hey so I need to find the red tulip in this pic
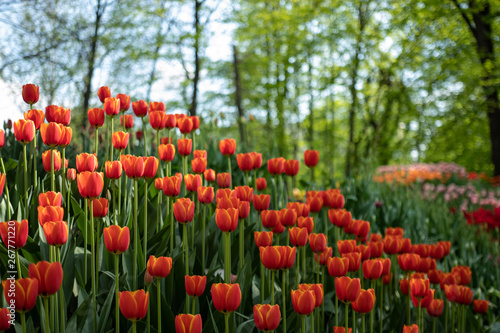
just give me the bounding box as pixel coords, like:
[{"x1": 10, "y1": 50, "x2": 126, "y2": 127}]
[
  {"x1": 219, "y1": 139, "x2": 236, "y2": 156},
  {"x1": 112, "y1": 131, "x2": 129, "y2": 150},
  {"x1": 284, "y1": 159, "x2": 299, "y2": 176},
  {"x1": 191, "y1": 157, "x2": 207, "y2": 174},
  {"x1": 175, "y1": 314, "x2": 202, "y2": 333},
  {"x1": 289, "y1": 227, "x2": 308, "y2": 247},
  {"x1": 237, "y1": 153, "x2": 254, "y2": 172},
  {"x1": 309, "y1": 233, "x2": 327, "y2": 253},
  {"x1": 185, "y1": 174, "x2": 202, "y2": 192},
  {"x1": 289, "y1": 202, "x2": 310, "y2": 217},
  {"x1": 0, "y1": 220, "x2": 29, "y2": 249},
  {"x1": 91, "y1": 198, "x2": 108, "y2": 218},
  {"x1": 427, "y1": 299, "x2": 444, "y2": 317},
  {"x1": 42, "y1": 150, "x2": 62, "y2": 172},
  {"x1": 267, "y1": 157, "x2": 285, "y2": 175},
  {"x1": 143, "y1": 156, "x2": 159, "y2": 179},
  {"x1": 132, "y1": 100, "x2": 149, "y2": 117},
  {"x1": 178, "y1": 117, "x2": 193, "y2": 134},
  {"x1": 149, "y1": 101, "x2": 165, "y2": 113},
  {"x1": 216, "y1": 189, "x2": 235, "y2": 201},
  {"x1": 173, "y1": 198, "x2": 195, "y2": 223},
  {"x1": 429, "y1": 244, "x2": 445, "y2": 260},
  {"x1": 410, "y1": 278, "x2": 430, "y2": 299},
  {"x1": 351, "y1": 288, "x2": 375, "y2": 313},
  {"x1": 400, "y1": 279, "x2": 409, "y2": 296},
  {"x1": 2, "y1": 278, "x2": 38, "y2": 313},
  {"x1": 253, "y1": 194, "x2": 271, "y2": 211},
  {"x1": 398, "y1": 253, "x2": 421, "y2": 272},
  {"x1": 211, "y1": 283, "x2": 241, "y2": 313},
  {"x1": 190, "y1": 116, "x2": 200, "y2": 130},
  {"x1": 333, "y1": 327, "x2": 352, "y2": 333},
  {"x1": 304, "y1": 149, "x2": 319, "y2": 168},
  {"x1": 39, "y1": 191, "x2": 62, "y2": 207},
  {"x1": 307, "y1": 193, "x2": 323, "y2": 213},
  {"x1": 412, "y1": 289, "x2": 434, "y2": 308},
  {"x1": 116, "y1": 94, "x2": 130, "y2": 111},
  {"x1": 37, "y1": 206, "x2": 64, "y2": 225},
  {"x1": 28, "y1": 261, "x2": 63, "y2": 297},
  {"x1": 383, "y1": 236, "x2": 402, "y2": 255},
  {"x1": 103, "y1": 225, "x2": 130, "y2": 254},
  {"x1": 0, "y1": 308, "x2": 10, "y2": 331},
  {"x1": 327, "y1": 257, "x2": 350, "y2": 277},
  {"x1": 14, "y1": 119, "x2": 35, "y2": 144},
  {"x1": 57, "y1": 126, "x2": 72, "y2": 148},
  {"x1": 217, "y1": 173, "x2": 231, "y2": 188},
  {"x1": 290, "y1": 289, "x2": 316, "y2": 315},
  {"x1": 341, "y1": 252, "x2": 362, "y2": 272},
  {"x1": 159, "y1": 144, "x2": 176, "y2": 162},
  {"x1": 473, "y1": 299, "x2": 489, "y2": 314},
  {"x1": 367, "y1": 241, "x2": 384, "y2": 258},
  {"x1": 46, "y1": 106, "x2": 71, "y2": 125},
  {"x1": 238, "y1": 201, "x2": 250, "y2": 219},
  {"x1": 42, "y1": 221, "x2": 68, "y2": 247},
  {"x1": 105, "y1": 161, "x2": 122, "y2": 179},
  {"x1": 253, "y1": 304, "x2": 281, "y2": 332},
  {"x1": 451, "y1": 265, "x2": 472, "y2": 285},
  {"x1": 335, "y1": 276, "x2": 361, "y2": 303},
  {"x1": 204, "y1": 169, "x2": 215, "y2": 182},
  {"x1": 77, "y1": 171, "x2": 104, "y2": 199},
  {"x1": 261, "y1": 210, "x2": 280, "y2": 229},
  {"x1": 297, "y1": 217, "x2": 314, "y2": 234},
  {"x1": 24, "y1": 109, "x2": 45, "y2": 129},
  {"x1": 197, "y1": 186, "x2": 214, "y2": 204},
  {"x1": 119, "y1": 290, "x2": 149, "y2": 322},
  {"x1": 150, "y1": 111, "x2": 167, "y2": 130},
  {"x1": 147, "y1": 255, "x2": 173, "y2": 279},
  {"x1": 256, "y1": 177, "x2": 267, "y2": 190},
  {"x1": 76, "y1": 153, "x2": 98, "y2": 173},
  {"x1": 185, "y1": 275, "x2": 207, "y2": 297},
  {"x1": 97, "y1": 86, "x2": 111, "y2": 103},
  {"x1": 178, "y1": 138, "x2": 192, "y2": 156},
  {"x1": 22, "y1": 84, "x2": 39, "y2": 105},
  {"x1": 315, "y1": 247, "x2": 333, "y2": 266},
  {"x1": 162, "y1": 176, "x2": 182, "y2": 197},
  {"x1": 280, "y1": 208, "x2": 297, "y2": 227},
  {"x1": 252, "y1": 152, "x2": 263, "y2": 169},
  {"x1": 121, "y1": 155, "x2": 145, "y2": 179},
  {"x1": 255, "y1": 231, "x2": 273, "y2": 247},
  {"x1": 363, "y1": 259, "x2": 383, "y2": 280},
  {"x1": 298, "y1": 284, "x2": 323, "y2": 308},
  {"x1": 323, "y1": 189, "x2": 345, "y2": 209},
  {"x1": 104, "y1": 97, "x2": 120, "y2": 117},
  {"x1": 403, "y1": 324, "x2": 419, "y2": 333},
  {"x1": 215, "y1": 208, "x2": 239, "y2": 232},
  {"x1": 0, "y1": 129, "x2": 4, "y2": 149}
]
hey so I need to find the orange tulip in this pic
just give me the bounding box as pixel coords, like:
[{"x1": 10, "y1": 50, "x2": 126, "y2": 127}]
[
  {"x1": 234, "y1": 186, "x2": 253, "y2": 202},
  {"x1": 105, "y1": 161, "x2": 122, "y2": 179},
  {"x1": 162, "y1": 176, "x2": 182, "y2": 197},
  {"x1": 290, "y1": 289, "x2": 316, "y2": 315},
  {"x1": 76, "y1": 153, "x2": 98, "y2": 173},
  {"x1": 280, "y1": 208, "x2": 297, "y2": 227},
  {"x1": 323, "y1": 189, "x2": 345, "y2": 209},
  {"x1": 211, "y1": 283, "x2": 241, "y2": 313},
  {"x1": 256, "y1": 177, "x2": 267, "y2": 190},
  {"x1": 253, "y1": 304, "x2": 281, "y2": 332},
  {"x1": 284, "y1": 159, "x2": 299, "y2": 177},
  {"x1": 306, "y1": 193, "x2": 323, "y2": 213},
  {"x1": 184, "y1": 174, "x2": 201, "y2": 192},
  {"x1": 58, "y1": 126, "x2": 72, "y2": 147},
  {"x1": 46, "y1": 106, "x2": 71, "y2": 125},
  {"x1": 178, "y1": 138, "x2": 192, "y2": 156},
  {"x1": 77, "y1": 171, "x2": 104, "y2": 199},
  {"x1": 39, "y1": 191, "x2": 62, "y2": 207},
  {"x1": 149, "y1": 101, "x2": 165, "y2": 113},
  {"x1": 427, "y1": 298, "x2": 444, "y2": 317},
  {"x1": 255, "y1": 231, "x2": 273, "y2": 247},
  {"x1": 112, "y1": 131, "x2": 129, "y2": 150},
  {"x1": 299, "y1": 284, "x2": 323, "y2": 308},
  {"x1": 473, "y1": 299, "x2": 489, "y2": 314},
  {"x1": 337, "y1": 240, "x2": 357, "y2": 255},
  {"x1": 28, "y1": 261, "x2": 63, "y2": 297},
  {"x1": 259, "y1": 246, "x2": 283, "y2": 270},
  {"x1": 175, "y1": 314, "x2": 202, "y2": 333},
  {"x1": 327, "y1": 257, "x2": 350, "y2": 278},
  {"x1": 159, "y1": 144, "x2": 176, "y2": 162},
  {"x1": 216, "y1": 188, "x2": 234, "y2": 201},
  {"x1": 43, "y1": 221, "x2": 68, "y2": 247},
  {"x1": 103, "y1": 225, "x2": 130, "y2": 254},
  {"x1": 42, "y1": 150, "x2": 62, "y2": 172},
  {"x1": 357, "y1": 244, "x2": 371, "y2": 260},
  {"x1": 0, "y1": 220, "x2": 29, "y2": 249},
  {"x1": 104, "y1": 97, "x2": 120, "y2": 117},
  {"x1": 0, "y1": 308, "x2": 10, "y2": 331},
  {"x1": 0, "y1": 129, "x2": 4, "y2": 149},
  {"x1": 37, "y1": 206, "x2": 64, "y2": 225},
  {"x1": 119, "y1": 290, "x2": 149, "y2": 322},
  {"x1": 150, "y1": 111, "x2": 167, "y2": 130},
  {"x1": 238, "y1": 201, "x2": 250, "y2": 219},
  {"x1": 22, "y1": 83, "x2": 39, "y2": 105},
  {"x1": 2, "y1": 278, "x2": 38, "y2": 313},
  {"x1": 219, "y1": 138, "x2": 236, "y2": 156},
  {"x1": 267, "y1": 157, "x2": 285, "y2": 175},
  {"x1": 451, "y1": 265, "x2": 472, "y2": 286},
  {"x1": 133, "y1": 100, "x2": 149, "y2": 117},
  {"x1": 309, "y1": 233, "x2": 327, "y2": 253},
  {"x1": 121, "y1": 155, "x2": 145, "y2": 179},
  {"x1": 204, "y1": 169, "x2": 215, "y2": 182},
  {"x1": 252, "y1": 152, "x2": 263, "y2": 169},
  {"x1": 192, "y1": 150, "x2": 206, "y2": 159},
  {"x1": 261, "y1": 210, "x2": 280, "y2": 229},
  {"x1": 185, "y1": 275, "x2": 207, "y2": 297},
  {"x1": 91, "y1": 198, "x2": 108, "y2": 218},
  {"x1": 88, "y1": 108, "x2": 105, "y2": 127},
  {"x1": 197, "y1": 186, "x2": 214, "y2": 204},
  {"x1": 215, "y1": 208, "x2": 239, "y2": 232},
  {"x1": 178, "y1": 117, "x2": 193, "y2": 134},
  {"x1": 383, "y1": 236, "x2": 402, "y2": 255},
  {"x1": 341, "y1": 252, "x2": 362, "y2": 272},
  {"x1": 398, "y1": 253, "x2": 421, "y2": 272},
  {"x1": 333, "y1": 327, "x2": 352, "y2": 333},
  {"x1": 217, "y1": 173, "x2": 231, "y2": 188},
  {"x1": 297, "y1": 216, "x2": 314, "y2": 233},
  {"x1": 352, "y1": 289, "x2": 375, "y2": 314},
  {"x1": 335, "y1": 276, "x2": 361, "y2": 304},
  {"x1": 410, "y1": 278, "x2": 430, "y2": 299},
  {"x1": 24, "y1": 109, "x2": 45, "y2": 129},
  {"x1": 191, "y1": 157, "x2": 207, "y2": 174},
  {"x1": 14, "y1": 119, "x2": 35, "y2": 144},
  {"x1": 289, "y1": 227, "x2": 308, "y2": 247},
  {"x1": 403, "y1": 324, "x2": 419, "y2": 333},
  {"x1": 173, "y1": 198, "x2": 195, "y2": 223},
  {"x1": 304, "y1": 149, "x2": 319, "y2": 168},
  {"x1": 97, "y1": 86, "x2": 111, "y2": 103},
  {"x1": 143, "y1": 156, "x2": 159, "y2": 179},
  {"x1": 237, "y1": 153, "x2": 254, "y2": 172},
  {"x1": 147, "y1": 255, "x2": 173, "y2": 278},
  {"x1": 116, "y1": 94, "x2": 130, "y2": 111},
  {"x1": 290, "y1": 202, "x2": 310, "y2": 218},
  {"x1": 0, "y1": 173, "x2": 4, "y2": 197}
]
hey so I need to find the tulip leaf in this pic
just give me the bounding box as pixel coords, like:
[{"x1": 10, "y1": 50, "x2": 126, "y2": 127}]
[{"x1": 97, "y1": 278, "x2": 115, "y2": 333}]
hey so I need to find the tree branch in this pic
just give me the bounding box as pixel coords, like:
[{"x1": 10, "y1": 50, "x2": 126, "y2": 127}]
[{"x1": 450, "y1": 0, "x2": 476, "y2": 37}]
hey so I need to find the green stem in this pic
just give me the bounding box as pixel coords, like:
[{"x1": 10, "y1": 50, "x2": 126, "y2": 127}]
[
  {"x1": 21, "y1": 312, "x2": 26, "y2": 333},
  {"x1": 282, "y1": 271, "x2": 287, "y2": 333},
  {"x1": 273, "y1": 176, "x2": 278, "y2": 209},
  {"x1": 451, "y1": 302, "x2": 455, "y2": 333},
  {"x1": 370, "y1": 280, "x2": 375, "y2": 333},
  {"x1": 15, "y1": 249, "x2": 21, "y2": 278},
  {"x1": 224, "y1": 313, "x2": 230, "y2": 333},
  {"x1": 184, "y1": 223, "x2": 189, "y2": 313},
  {"x1": 433, "y1": 318, "x2": 436, "y2": 333},
  {"x1": 362, "y1": 314, "x2": 365, "y2": 333},
  {"x1": 62, "y1": 147, "x2": 66, "y2": 203},
  {"x1": 156, "y1": 190, "x2": 160, "y2": 233},
  {"x1": 323, "y1": 208, "x2": 328, "y2": 237},
  {"x1": 345, "y1": 302, "x2": 349, "y2": 333},
  {"x1": 23, "y1": 144, "x2": 28, "y2": 218},
  {"x1": 0, "y1": 156, "x2": 11, "y2": 220},
  {"x1": 118, "y1": 160, "x2": 122, "y2": 225},
  {"x1": 225, "y1": 232, "x2": 231, "y2": 283},
  {"x1": 335, "y1": 293, "x2": 338, "y2": 327},
  {"x1": 143, "y1": 117, "x2": 147, "y2": 156},
  {"x1": 95, "y1": 127, "x2": 98, "y2": 156},
  {"x1": 110, "y1": 116, "x2": 114, "y2": 161},
  {"x1": 302, "y1": 316, "x2": 306, "y2": 333},
  {"x1": 202, "y1": 204, "x2": 206, "y2": 273},
  {"x1": 309, "y1": 167, "x2": 314, "y2": 191},
  {"x1": 407, "y1": 274, "x2": 411, "y2": 324},
  {"x1": 296, "y1": 255, "x2": 300, "y2": 289},
  {"x1": 132, "y1": 321, "x2": 137, "y2": 333},
  {"x1": 169, "y1": 197, "x2": 174, "y2": 254},
  {"x1": 239, "y1": 219, "x2": 244, "y2": 271},
  {"x1": 133, "y1": 179, "x2": 138, "y2": 290},
  {"x1": 379, "y1": 282, "x2": 383, "y2": 333},
  {"x1": 105, "y1": 116, "x2": 109, "y2": 163},
  {"x1": 57, "y1": 248, "x2": 65, "y2": 333},
  {"x1": 311, "y1": 309, "x2": 314, "y2": 333},
  {"x1": 84, "y1": 199, "x2": 88, "y2": 284},
  {"x1": 228, "y1": 156, "x2": 232, "y2": 188},
  {"x1": 115, "y1": 255, "x2": 119, "y2": 333},
  {"x1": 302, "y1": 247, "x2": 306, "y2": 283},
  {"x1": 271, "y1": 270, "x2": 275, "y2": 305},
  {"x1": 157, "y1": 279, "x2": 162, "y2": 332},
  {"x1": 261, "y1": 262, "x2": 265, "y2": 303},
  {"x1": 144, "y1": 180, "x2": 148, "y2": 262},
  {"x1": 90, "y1": 201, "x2": 97, "y2": 333},
  {"x1": 353, "y1": 307, "x2": 356, "y2": 333},
  {"x1": 335, "y1": 227, "x2": 341, "y2": 256},
  {"x1": 44, "y1": 297, "x2": 51, "y2": 333},
  {"x1": 113, "y1": 181, "x2": 117, "y2": 225},
  {"x1": 191, "y1": 192, "x2": 195, "y2": 251},
  {"x1": 50, "y1": 147, "x2": 55, "y2": 191},
  {"x1": 191, "y1": 296, "x2": 196, "y2": 314},
  {"x1": 33, "y1": 134, "x2": 38, "y2": 211},
  {"x1": 96, "y1": 219, "x2": 100, "y2": 292}
]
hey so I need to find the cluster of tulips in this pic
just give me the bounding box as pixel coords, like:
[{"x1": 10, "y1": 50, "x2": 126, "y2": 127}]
[{"x1": 0, "y1": 83, "x2": 492, "y2": 333}]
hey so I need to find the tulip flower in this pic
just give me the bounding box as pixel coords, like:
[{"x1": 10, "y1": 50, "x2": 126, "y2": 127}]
[
  {"x1": 0, "y1": 308, "x2": 10, "y2": 331},
  {"x1": 23, "y1": 109, "x2": 45, "y2": 129},
  {"x1": 403, "y1": 324, "x2": 419, "y2": 333},
  {"x1": 178, "y1": 138, "x2": 192, "y2": 156},
  {"x1": 76, "y1": 153, "x2": 98, "y2": 173},
  {"x1": 28, "y1": 261, "x2": 63, "y2": 297},
  {"x1": 119, "y1": 290, "x2": 149, "y2": 326},
  {"x1": 211, "y1": 283, "x2": 241, "y2": 313},
  {"x1": 237, "y1": 153, "x2": 254, "y2": 173},
  {"x1": 46, "y1": 106, "x2": 71, "y2": 125},
  {"x1": 335, "y1": 277, "x2": 361, "y2": 304},
  {"x1": 291, "y1": 289, "x2": 316, "y2": 316},
  {"x1": 323, "y1": 189, "x2": 345, "y2": 208},
  {"x1": 363, "y1": 259, "x2": 384, "y2": 280},
  {"x1": 215, "y1": 208, "x2": 239, "y2": 233},
  {"x1": 0, "y1": 173, "x2": 4, "y2": 197},
  {"x1": 163, "y1": 176, "x2": 182, "y2": 197},
  {"x1": 22, "y1": 83, "x2": 39, "y2": 105},
  {"x1": 315, "y1": 247, "x2": 333, "y2": 266},
  {"x1": 253, "y1": 304, "x2": 281, "y2": 332},
  {"x1": 309, "y1": 233, "x2": 327, "y2": 253},
  {"x1": 234, "y1": 185, "x2": 253, "y2": 202},
  {"x1": 147, "y1": 255, "x2": 173, "y2": 279},
  {"x1": 400, "y1": 279, "x2": 409, "y2": 296},
  {"x1": 42, "y1": 149, "x2": 62, "y2": 172},
  {"x1": 159, "y1": 144, "x2": 176, "y2": 162},
  {"x1": 104, "y1": 97, "x2": 120, "y2": 117},
  {"x1": 256, "y1": 177, "x2": 267, "y2": 190},
  {"x1": 255, "y1": 231, "x2": 274, "y2": 247},
  {"x1": 2, "y1": 278, "x2": 38, "y2": 313},
  {"x1": 77, "y1": 171, "x2": 104, "y2": 199},
  {"x1": 197, "y1": 186, "x2": 214, "y2": 204},
  {"x1": 304, "y1": 149, "x2": 319, "y2": 168},
  {"x1": 14, "y1": 119, "x2": 35, "y2": 144},
  {"x1": 0, "y1": 129, "x2": 4, "y2": 149},
  {"x1": 333, "y1": 328, "x2": 352, "y2": 333},
  {"x1": 217, "y1": 172, "x2": 231, "y2": 188},
  {"x1": 39, "y1": 191, "x2": 62, "y2": 207},
  {"x1": 410, "y1": 278, "x2": 430, "y2": 299},
  {"x1": 451, "y1": 265, "x2": 472, "y2": 285},
  {"x1": 341, "y1": 252, "x2": 362, "y2": 272},
  {"x1": 112, "y1": 131, "x2": 129, "y2": 150},
  {"x1": 178, "y1": 117, "x2": 193, "y2": 134},
  {"x1": 42, "y1": 221, "x2": 68, "y2": 247},
  {"x1": 299, "y1": 284, "x2": 323, "y2": 308},
  {"x1": 327, "y1": 257, "x2": 350, "y2": 278},
  {"x1": 88, "y1": 108, "x2": 105, "y2": 128},
  {"x1": 284, "y1": 159, "x2": 300, "y2": 177},
  {"x1": 427, "y1": 299, "x2": 444, "y2": 317},
  {"x1": 121, "y1": 155, "x2": 145, "y2": 179},
  {"x1": 116, "y1": 93, "x2": 130, "y2": 111},
  {"x1": 150, "y1": 111, "x2": 167, "y2": 130},
  {"x1": 219, "y1": 138, "x2": 236, "y2": 156},
  {"x1": 105, "y1": 161, "x2": 122, "y2": 179},
  {"x1": 97, "y1": 86, "x2": 111, "y2": 103},
  {"x1": 383, "y1": 236, "x2": 402, "y2": 255},
  {"x1": 398, "y1": 253, "x2": 421, "y2": 272},
  {"x1": 142, "y1": 156, "x2": 159, "y2": 179},
  {"x1": 185, "y1": 275, "x2": 207, "y2": 297},
  {"x1": 91, "y1": 198, "x2": 108, "y2": 218},
  {"x1": 252, "y1": 152, "x2": 263, "y2": 169},
  {"x1": 367, "y1": 241, "x2": 384, "y2": 258},
  {"x1": 103, "y1": 225, "x2": 130, "y2": 254},
  {"x1": 253, "y1": 194, "x2": 271, "y2": 212},
  {"x1": 337, "y1": 240, "x2": 357, "y2": 255},
  {"x1": 37, "y1": 206, "x2": 64, "y2": 225},
  {"x1": 259, "y1": 246, "x2": 283, "y2": 271},
  {"x1": 289, "y1": 227, "x2": 308, "y2": 247},
  {"x1": 175, "y1": 314, "x2": 202, "y2": 333},
  {"x1": 204, "y1": 169, "x2": 215, "y2": 183},
  {"x1": 185, "y1": 174, "x2": 202, "y2": 192},
  {"x1": 133, "y1": 100, "x2": 149, "y2": 117},
  {"x1": 473, "y1": 299, "x2": 489, "y2": 314},
  {"x1": 306, "y1": 193, "x2": 323, "y2": 213},
  {"x1": 267, "y1": 157, "x2": 285, "y2": 175},
  {"x1": 0, "y1": 220, "x2": 29, "y2": 250},
  {"x1": 289, "y1": 202, "x2": 310, "y2": 217},
  {"x1": 174, "y1": 198, "x2": 195, "y2": 223}
]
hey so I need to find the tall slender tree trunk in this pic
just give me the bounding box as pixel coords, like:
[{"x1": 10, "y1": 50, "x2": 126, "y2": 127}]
[
  {"x1": 307, "y1": 60, "x2": 314, "y2": 146},
  {"x1": 233, "y1": 45, "x2": 247, "y2": 150},
  {"x1": 189, "y1": 0, "x2": 201, "y2": 116}
]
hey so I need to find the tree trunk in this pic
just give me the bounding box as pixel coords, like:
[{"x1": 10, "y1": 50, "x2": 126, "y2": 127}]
[
  {"x1": 346, "y1": 34, "x2": 362, "y2": 177},
  {"x1": 232, "y1": 45, "x2": 246, "y2": 150},
  {"x1": 189, "y1": 0, "x2": 201, "y2": 116}
]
